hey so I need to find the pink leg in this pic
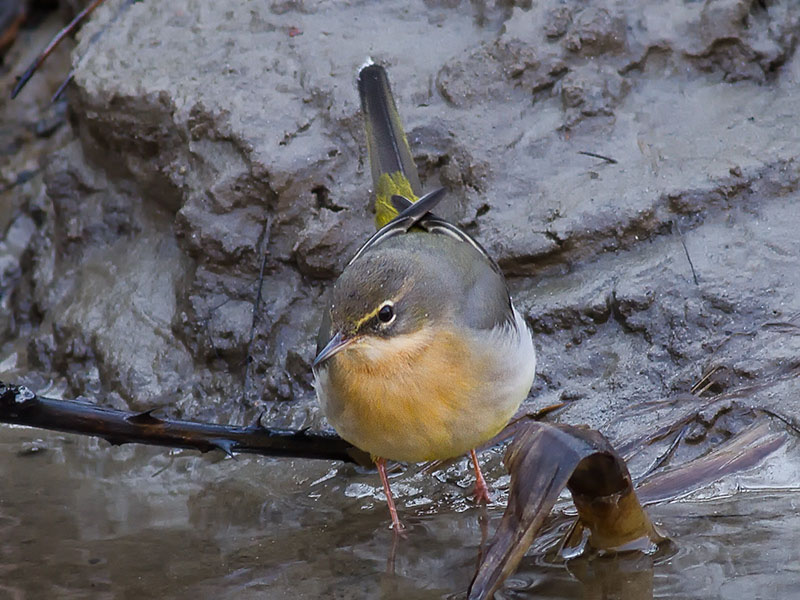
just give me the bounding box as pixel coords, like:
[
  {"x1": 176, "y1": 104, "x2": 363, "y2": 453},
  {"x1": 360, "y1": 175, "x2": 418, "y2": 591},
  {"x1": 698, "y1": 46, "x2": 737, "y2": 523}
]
[
  {"x1": 376, "y1": 457, "x2": 404, "y2": 532},
  {"x1": 470, "y1": 449, "x2": 491, "y2": 504}
]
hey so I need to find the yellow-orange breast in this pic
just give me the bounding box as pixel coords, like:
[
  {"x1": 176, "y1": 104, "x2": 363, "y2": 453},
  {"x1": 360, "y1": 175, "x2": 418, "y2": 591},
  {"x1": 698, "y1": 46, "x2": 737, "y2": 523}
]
[{"x1": 314, "y1": 318, "x2": 534, "y2": 463}]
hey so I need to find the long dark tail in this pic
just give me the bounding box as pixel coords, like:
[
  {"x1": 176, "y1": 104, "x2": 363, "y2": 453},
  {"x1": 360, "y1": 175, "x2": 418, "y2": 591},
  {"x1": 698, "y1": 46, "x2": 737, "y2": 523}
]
[{"x1": 357, "y1": 63, "x2": 422, "y2": 228}]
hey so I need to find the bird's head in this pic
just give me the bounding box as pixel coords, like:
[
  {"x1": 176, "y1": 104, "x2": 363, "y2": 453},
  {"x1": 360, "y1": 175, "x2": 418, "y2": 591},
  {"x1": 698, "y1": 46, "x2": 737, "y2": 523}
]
[{"x1": 313, "y1": 247, "x2": 444, "y2": 370}]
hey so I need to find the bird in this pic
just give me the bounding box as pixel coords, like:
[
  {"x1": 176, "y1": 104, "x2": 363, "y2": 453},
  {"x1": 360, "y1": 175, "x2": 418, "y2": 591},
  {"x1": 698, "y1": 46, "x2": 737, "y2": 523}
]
[{"x1": 312, "y1": 63, "x2": 536, "y2": 532}]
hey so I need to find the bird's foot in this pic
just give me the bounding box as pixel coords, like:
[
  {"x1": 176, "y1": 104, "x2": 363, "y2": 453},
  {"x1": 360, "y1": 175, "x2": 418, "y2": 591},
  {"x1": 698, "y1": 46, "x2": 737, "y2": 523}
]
[
  {"x1": 377, "y1": 457, "x2": 408, "y2": 536},
  {"x1": 472, "y1": 479, "x2": 492, "y2": 504},
  {"x1": 389, "y1": 516, "x2": 407, "y2": 537}
]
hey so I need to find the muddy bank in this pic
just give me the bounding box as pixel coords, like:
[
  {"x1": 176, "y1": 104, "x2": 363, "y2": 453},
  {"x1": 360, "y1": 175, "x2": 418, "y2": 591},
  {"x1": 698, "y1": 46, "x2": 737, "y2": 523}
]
[
  {"x1": 5, "y1": 0, "x2": 800, "y2": 431},
  {"x1": 2, "y1": 0, "x2": 800, "y2": 597}
]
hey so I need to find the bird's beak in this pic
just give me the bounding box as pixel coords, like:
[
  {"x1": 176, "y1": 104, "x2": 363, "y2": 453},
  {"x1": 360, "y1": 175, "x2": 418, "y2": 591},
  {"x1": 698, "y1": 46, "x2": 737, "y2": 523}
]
[{"x1": 313, "y1": 331, "x2": 354, "y2": 369}]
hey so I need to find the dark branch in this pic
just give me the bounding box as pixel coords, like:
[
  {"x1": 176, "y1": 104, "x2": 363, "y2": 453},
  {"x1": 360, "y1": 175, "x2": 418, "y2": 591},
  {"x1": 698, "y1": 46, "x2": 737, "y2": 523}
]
[{"x1": 0, "y1": 380, "x2": 370, "y2": 466}]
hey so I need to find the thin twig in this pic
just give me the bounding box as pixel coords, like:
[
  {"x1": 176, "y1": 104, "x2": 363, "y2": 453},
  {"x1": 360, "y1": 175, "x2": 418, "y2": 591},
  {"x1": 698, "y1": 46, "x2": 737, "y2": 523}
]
[
  {"x1": 756, "y1": 407, "x2": 800, "y2": 437},
  {"x1": 577, "y1": 150, "x2": 618, "y2": 164},
  {"x1": 673, "y1": 219, "x2": 699, "y2": 286},
  {"x1": 49, "y1": 0, "x2": 137, "y2": 103},
  {"x1": 691, "y1": 365, "x2": 721, "y2": 395},
  {"x1": 51, "y1": 70, "x2": 74, "y2": 103},
  {"x1": 11, "y1": 0, "x2": 107, "y2": 99},
  {"x1": 634, "y1": 423, "x2": 688, "y2": 482},
  {"x1": 0, "y1": 168, "x2": 42, "y2": 194},
  {"x1": 243, "y1": 217, "x2": 272, "y2": 405}
]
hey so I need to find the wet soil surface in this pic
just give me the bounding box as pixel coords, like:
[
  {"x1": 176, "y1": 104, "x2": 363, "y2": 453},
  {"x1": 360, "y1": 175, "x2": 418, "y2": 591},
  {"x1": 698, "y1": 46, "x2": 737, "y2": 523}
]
[{"x1": 2, "y1": 1, "x2": 800, "y2": 598}]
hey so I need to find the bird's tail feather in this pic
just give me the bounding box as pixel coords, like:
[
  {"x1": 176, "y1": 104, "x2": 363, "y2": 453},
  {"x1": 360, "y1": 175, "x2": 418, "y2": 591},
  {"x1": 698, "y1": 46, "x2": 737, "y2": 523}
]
[{"x1": 357, "y1": 64, "x2": 422, "y2": 228}]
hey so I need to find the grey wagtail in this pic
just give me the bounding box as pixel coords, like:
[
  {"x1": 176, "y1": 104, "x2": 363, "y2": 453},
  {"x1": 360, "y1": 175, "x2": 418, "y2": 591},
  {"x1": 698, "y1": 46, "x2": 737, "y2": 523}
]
[{"x1": 312, "y1": 63, "x2": 536, "y2": 531}]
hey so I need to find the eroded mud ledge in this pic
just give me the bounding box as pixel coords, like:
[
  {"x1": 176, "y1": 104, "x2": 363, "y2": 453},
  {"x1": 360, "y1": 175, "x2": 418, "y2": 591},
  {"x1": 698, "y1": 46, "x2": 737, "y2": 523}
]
[{"x1": 3, "y1": 0, "x2": 800, "y2": 444}]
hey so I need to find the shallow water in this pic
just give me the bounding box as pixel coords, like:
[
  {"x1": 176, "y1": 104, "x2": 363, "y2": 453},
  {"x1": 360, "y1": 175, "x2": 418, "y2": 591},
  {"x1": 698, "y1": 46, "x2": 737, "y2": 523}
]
[{"x1": 2, "y1": 425, "x2": 798, "y2": 600}]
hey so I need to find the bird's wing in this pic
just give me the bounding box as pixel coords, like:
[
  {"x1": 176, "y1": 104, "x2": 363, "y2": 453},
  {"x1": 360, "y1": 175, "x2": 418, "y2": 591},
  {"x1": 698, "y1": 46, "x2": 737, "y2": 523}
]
[
  {"x1": 349, "y1": 187, "x2": 504, "y2": 279},
  {"x1": 347, "y1": 188, "x2": 445, "y2": 265},
  {"x1": 417, "y1": 215, "x2": 505, "y2": 277}
]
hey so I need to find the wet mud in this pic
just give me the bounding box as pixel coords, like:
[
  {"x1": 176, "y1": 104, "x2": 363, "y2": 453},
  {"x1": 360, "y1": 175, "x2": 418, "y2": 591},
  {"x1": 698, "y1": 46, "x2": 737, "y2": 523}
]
[{"x1": 2, "y1": 0, "x2": 800, "y2": 598}]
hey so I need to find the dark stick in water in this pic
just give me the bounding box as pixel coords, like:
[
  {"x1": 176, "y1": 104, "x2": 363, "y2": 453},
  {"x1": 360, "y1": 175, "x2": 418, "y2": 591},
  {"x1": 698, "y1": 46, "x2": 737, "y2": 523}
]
[{"x1": 0, "y1": 380, "x2": 370, "y2": 465}]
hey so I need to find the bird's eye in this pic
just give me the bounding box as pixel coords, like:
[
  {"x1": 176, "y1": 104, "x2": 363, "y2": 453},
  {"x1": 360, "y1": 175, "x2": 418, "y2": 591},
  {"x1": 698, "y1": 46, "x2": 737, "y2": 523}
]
[{"x1": 378, "y1": 303, "x2": 394, "y2": 323}]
